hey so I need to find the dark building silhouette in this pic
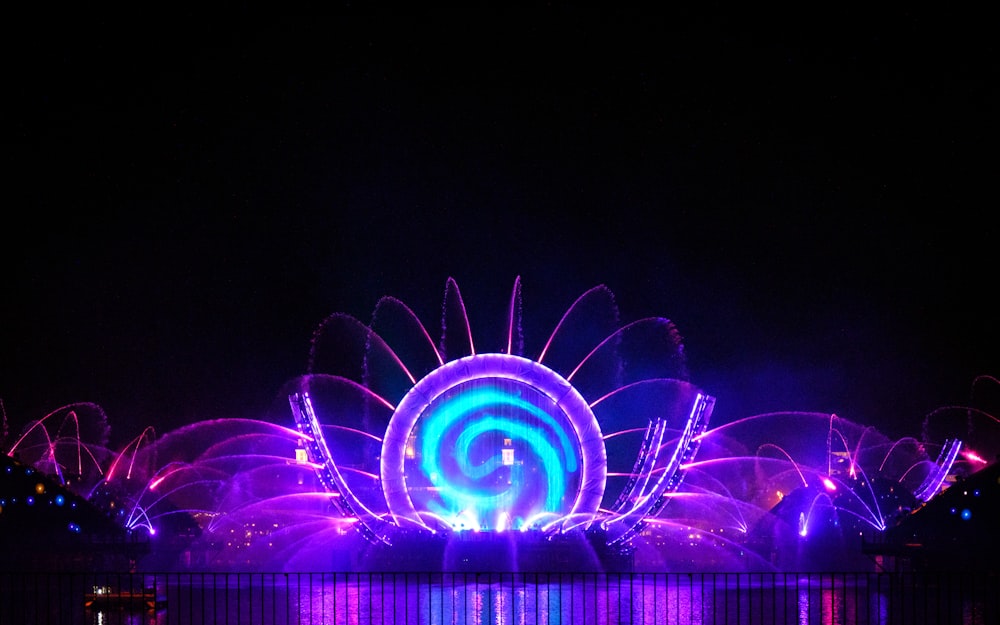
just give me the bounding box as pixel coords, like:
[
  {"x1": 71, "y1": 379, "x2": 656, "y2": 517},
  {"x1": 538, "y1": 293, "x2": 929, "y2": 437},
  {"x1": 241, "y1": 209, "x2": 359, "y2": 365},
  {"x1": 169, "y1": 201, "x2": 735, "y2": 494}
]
[
  {"x1": 869, "y1": 459, "x2": 1000, "y2": 572},
  {"x1": 0, "y1": 454, "x2": 145, "y2": 571}
]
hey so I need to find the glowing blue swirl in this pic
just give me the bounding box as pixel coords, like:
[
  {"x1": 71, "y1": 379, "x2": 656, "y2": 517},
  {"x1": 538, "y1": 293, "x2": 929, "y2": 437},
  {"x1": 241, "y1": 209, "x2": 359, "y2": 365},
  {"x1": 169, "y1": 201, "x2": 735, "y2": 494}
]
[
  {"x1": 381, "y1": 353, "x2": 607, "y2": 534},
  {"x1": 418, "y1": 387, "x2": 578, "y2": 527}
]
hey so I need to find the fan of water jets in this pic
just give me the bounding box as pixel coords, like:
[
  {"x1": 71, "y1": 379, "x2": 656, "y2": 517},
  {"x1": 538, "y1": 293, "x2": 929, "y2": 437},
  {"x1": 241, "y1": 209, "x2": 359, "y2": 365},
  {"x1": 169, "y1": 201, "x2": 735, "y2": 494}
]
[{"x1": 5, "y1": 281, "x2": 992, "y2": 573}]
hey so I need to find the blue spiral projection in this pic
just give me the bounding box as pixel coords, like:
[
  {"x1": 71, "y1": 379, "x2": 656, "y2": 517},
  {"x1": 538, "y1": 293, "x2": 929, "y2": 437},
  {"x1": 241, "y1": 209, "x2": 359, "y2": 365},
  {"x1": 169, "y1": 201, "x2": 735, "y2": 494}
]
[
  {"x1": 410, "y1": 381, "x2": 580, "y2": 530},
  {"x1": 382, "y1": 354, "x2": 604, "y2": 533},
  {"x1": 418, "y1": 387, "x2": 578, "y2": 529}
]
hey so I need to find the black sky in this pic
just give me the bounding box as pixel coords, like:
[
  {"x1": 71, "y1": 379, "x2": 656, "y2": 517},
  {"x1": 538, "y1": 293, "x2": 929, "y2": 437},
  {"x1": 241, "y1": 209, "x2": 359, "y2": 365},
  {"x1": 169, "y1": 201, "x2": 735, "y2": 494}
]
[{"x1": 4, "y1": 7, "x2": 996, "y2": 445}]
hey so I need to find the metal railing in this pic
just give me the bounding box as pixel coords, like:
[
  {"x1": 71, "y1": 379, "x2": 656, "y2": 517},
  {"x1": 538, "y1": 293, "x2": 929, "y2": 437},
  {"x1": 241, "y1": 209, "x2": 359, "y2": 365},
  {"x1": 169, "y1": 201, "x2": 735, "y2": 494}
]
[{"x1": 1, "y1": 570, "x2": 996, "y2": 624}]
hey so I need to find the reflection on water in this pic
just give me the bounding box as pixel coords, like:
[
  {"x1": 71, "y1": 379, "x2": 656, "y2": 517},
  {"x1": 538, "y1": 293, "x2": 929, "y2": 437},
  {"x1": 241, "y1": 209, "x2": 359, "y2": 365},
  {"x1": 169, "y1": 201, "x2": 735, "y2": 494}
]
[{"x1": 4, "y1": 571, "x2": 992, "y2": 624}]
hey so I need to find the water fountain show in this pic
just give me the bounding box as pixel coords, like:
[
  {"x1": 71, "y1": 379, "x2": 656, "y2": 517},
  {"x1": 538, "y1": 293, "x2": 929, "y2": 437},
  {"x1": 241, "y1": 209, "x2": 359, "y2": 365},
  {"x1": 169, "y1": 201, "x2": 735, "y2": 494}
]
[{"x1": 2, "y1": 277, "x2": 996, "y2": 574}]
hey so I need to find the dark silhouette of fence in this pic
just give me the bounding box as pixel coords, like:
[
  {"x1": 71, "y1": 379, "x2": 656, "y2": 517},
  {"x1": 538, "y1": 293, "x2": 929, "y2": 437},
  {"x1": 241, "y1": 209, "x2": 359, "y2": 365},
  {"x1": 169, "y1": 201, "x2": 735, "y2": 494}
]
[{"x1": 1, "y1": 570, "x2": 996, "y2": 624}]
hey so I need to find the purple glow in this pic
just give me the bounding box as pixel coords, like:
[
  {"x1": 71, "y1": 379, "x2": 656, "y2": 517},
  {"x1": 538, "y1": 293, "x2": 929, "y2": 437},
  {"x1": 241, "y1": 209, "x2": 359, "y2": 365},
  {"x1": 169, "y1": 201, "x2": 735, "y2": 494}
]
[{"x1": 4, "y1": 278, "x2": 989, "y2": 573}]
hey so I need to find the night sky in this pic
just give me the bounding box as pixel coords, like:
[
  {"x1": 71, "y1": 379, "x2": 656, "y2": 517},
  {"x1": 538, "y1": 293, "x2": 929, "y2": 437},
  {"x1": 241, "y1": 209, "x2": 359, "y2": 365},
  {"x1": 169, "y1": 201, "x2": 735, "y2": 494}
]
[{"x1": 4, "y1": 7, "x2": 995, "y2": 446}]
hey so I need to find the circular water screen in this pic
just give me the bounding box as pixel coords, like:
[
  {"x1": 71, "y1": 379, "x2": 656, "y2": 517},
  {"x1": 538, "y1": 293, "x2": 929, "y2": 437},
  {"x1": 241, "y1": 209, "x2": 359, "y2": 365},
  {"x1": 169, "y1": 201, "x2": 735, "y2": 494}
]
[{"x1": 381, "y1": 354, "x2": 606, "y2": 533}]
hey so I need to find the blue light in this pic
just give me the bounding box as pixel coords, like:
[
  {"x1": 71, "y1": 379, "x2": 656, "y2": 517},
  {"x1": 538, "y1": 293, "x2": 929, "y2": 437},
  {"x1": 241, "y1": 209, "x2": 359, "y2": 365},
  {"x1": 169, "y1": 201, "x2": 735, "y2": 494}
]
[
  {"x1": 55, "y1": 494, "x2": 65, "y2": 506},
  {"x1": 415, "y1": 382, "x2": 581, "y2": 530},
  {"x1": 961, "y1": 508, "x2": 972, "y2": 521}
]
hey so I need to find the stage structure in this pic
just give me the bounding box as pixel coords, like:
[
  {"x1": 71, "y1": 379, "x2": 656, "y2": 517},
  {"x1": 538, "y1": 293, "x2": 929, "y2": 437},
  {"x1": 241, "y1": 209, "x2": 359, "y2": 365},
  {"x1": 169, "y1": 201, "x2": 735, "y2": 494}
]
[{"x1": 289, "y1": 277, "x2": 715, "y2": 552}]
